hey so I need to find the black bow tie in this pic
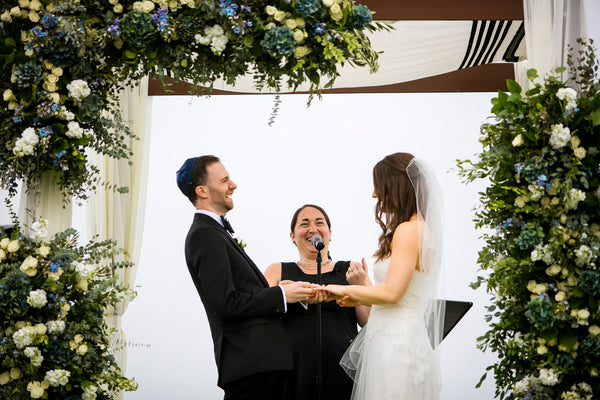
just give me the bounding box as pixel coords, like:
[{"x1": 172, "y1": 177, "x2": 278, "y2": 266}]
[{"x1": 220, "y1": 216, "x2": 235, "y2": 234}]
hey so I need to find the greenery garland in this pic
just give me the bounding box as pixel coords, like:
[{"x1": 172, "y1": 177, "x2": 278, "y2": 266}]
[
  {"x1": 0, "y1": 213, "x2": 137, "y2": 399},
  {"x1": 458, "y1": 39, "x2": 600, "y2": 400},
  {"x1": 0, "y1": 0, "x2": 389, "y2": 199}
]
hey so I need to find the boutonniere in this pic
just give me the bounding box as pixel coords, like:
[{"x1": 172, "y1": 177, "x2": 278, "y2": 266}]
[{"x1": 235, "y1": 237, "x2": 246, "y2": 250}]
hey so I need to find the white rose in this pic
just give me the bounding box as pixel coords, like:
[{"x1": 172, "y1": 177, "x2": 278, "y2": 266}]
[
  {"x1": 294, "y1": 46, "x2": 311, "y2": 58},
  {"x1": 570, "y1": 135, "x2": 581, "y2": 148},
  {"x1": 0, "y1": 372, "x2": 10, "y2": 385},
  {"x1": 555, "y1": 291, "x2": 566, "y2": 302},
  {"x1": 113, "y1": 4, "x2": 123, "y2": 13},
  {"x1": 546, "y1": 264, "x2": 561, "y2": 276},
  {"x1": 578, "y1": 309, "x2": 590, "y2": 320},
  {"x1": 36, "y1": 245, "x2": 50, "y2": 257},
  {"x1": 293, "y1": 29, "x2": 305, "y2": 43},
  {"x1": 28, "y1": 10, "x2": 39, "y2": 22},
  {"x1": 0, "y1": 238, "x2": 9, "y2": 249},
  {"x1": 47, "y1": 92, "x2": 60, "y2": 103},
  {"x1": 0, "y1": 249, "x2": 6, "y2": 261},
  {"x1": 7, "y1": 240, "x2": 20, "y2": 252},
  {"x1": 142, "y1": 0, "x2": 155, "y2": 12},
  {"x1": 512, "y1": 134, "x2": 524, "y2": 147},
  {"x1": 9, "y1": 368, "x2": 22, "y2": 379},
  {"x1": 330, "y1": 3, "x2": 341, "y2": 13},
  {"x1": 574, "y1": 147, "x2": 586, "y2": 159},
  {"x1": 3, "y1": 89, "x2": 16, "y2": 102},
  {"x1": 536, "y1": 345, "x2": 548, "y2": 355},
  {"x1": 285, "y1": 18, "x2": 298, "y2": 29},
  {"x1": 265, "y1": 5, "x2": 277, "y2": 15},
  {"x1": 589, "y1": 325, "x2": 600, "y2": 336},
  {"x1": 19, "y1": 0, "x2": 30, "y2": 8},
  {"x1": 322, "y1": 0, "x2": 334, "y2": 6},
  {"x1": 29, "y1": 0, "x2": 41, "y2": 10},
  {"x1": 77, "y1": 344, "x2": 88, "y2": 355},
  {"x1": 1, "y1": 11, "x2": 12, "y2": 22},
  {"x1": 274, "y1": 10, "x2": 285, "y2": 21},
  {"x1": 132, "y1": 1, "x2": 143, "y2": 10},
  {"x1": 295, "y1": 18, "x2": 305, "y2": 28}
]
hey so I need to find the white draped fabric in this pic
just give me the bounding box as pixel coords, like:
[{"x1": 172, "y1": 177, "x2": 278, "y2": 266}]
[
  {"x1": 186, "y1": 20, "x2": 524, "y2": 93},
  {"x1": 17, "y1": 174, "x2": 72, "y2": 237},
  {"x1": 86, "y1": 77, "x2": 152, "y2": 396},
  {"x1": 514, "y1": 0, "x2": 588, "y2": 89}
]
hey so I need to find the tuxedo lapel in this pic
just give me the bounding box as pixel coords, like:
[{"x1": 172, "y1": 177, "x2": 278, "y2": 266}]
[{"x1": 194, "y1": 213, "x2": 269, "y2": 287}]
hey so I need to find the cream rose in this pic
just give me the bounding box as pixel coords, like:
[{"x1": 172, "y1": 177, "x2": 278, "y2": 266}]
[
  {"x1": 9, "y1": 368, "x2": 22, "y2": 380},
  {"x1": 1, "y1": 11, "x2": 12, "y2": 22},
  {"x1": 7, "y1": 240, "x2": 20, "y2": 252},
  {"x1": 0, "y1": 238, "x2": 9, "y2": 249},
  {"x1": 0, "y1": 249, "x2": 6, "y2": 261},
  {"x1": 3, "y1": 89, "x2": 16, "y2": 102},
  {"x1": 589, "y1": 325, "x2": 600, "y2": 336},
  {"x1": 294, "y1": 46, "x2": 311, "y2": 58},
  {"x1": 76, "y1": 344, "x2": 88, "y2": 355},
  {"x1": 512, "y1": 134, "x2": 524, "y2": 147},
  {"x1": 574, "y1": 147, "x2": 586, "y2": 159},
  {"x1": 0, "y1": 372, "x2": 10, "y2": 385},
  {"x1": 113, "y1": 4, "x2": 123, "y2": 13},
  {"x1": 28, "y1": 10, "x2": 40, "y2": 22},
  {"x1": 265, "y1": 5, "x2": 277, "y2": 15},
  {"x1": 285, "y1": 18, "x2": 297, "y2": 29},
  {"x1": 554, "y1": 291, "x2": 566, "y2": 302},
  {"x1": 274, "y1": 10, "x2": 286, "y2": 22},
  {"x1": 47, "y1": 92, "x2": 60, "y2": 104},
  {"x1": 29, "y1": 0, "x2": 42, "y2": 10},
  {"x1": 293, "y1": 29, "x2": 305, "y2": 43},
  {"x1": 330, "y1": 3, "x2": 341, "y2": 13}
]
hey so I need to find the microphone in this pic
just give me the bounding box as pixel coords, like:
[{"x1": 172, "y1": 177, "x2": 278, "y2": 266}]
[{"x1": 311, "y1": 235, "x2": 325, "y2": 251}]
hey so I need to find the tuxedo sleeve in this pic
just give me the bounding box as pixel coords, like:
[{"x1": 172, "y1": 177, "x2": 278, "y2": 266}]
[{"x1": 188, "y1": 227, "x2": 285, "y2": 319}]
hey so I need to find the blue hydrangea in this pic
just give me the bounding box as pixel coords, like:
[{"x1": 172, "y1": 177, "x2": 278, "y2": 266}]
[
  {"x1": 515, "y1": 222, "x2": 544, "y2": 250},
  {"x1": 578, "y1": 270, "x2": 600, "y2": 296},
  {"x1": 524, "y1": 296, "x2": 555, "y2": 331},
  {"x1": 348, "y1": 5, "x2": 372, "y2": 29},
  {"x1": 12, "y1": 62, "x2": 43, "y2": 88},
  {"x1": 261, "y1": 27, "x2": 296, "y2": 58},
  {"x1": 295, "y1": 0, "x2": 321, "y2": 18}
]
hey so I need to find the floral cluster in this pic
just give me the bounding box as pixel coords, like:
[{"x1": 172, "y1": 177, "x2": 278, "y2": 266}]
[
  {"x1": 0, "y1": 0, "x2": 387, "y2": 199},
  {"x1": 458, "y1": 39, "x2": 600, "y2": 399},
  {"x1": 0, "y1": 220, "x2": 138, "y2": 399}
]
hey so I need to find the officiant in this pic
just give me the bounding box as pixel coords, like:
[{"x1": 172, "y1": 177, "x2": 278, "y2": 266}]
[{"x1": 264, "y1": 204, "x2": 371, "y2": 400}]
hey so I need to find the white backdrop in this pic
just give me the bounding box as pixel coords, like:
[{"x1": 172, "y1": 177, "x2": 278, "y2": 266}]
[{"x1": 118, "y1": 92, "x2": 498, "y2": 399}]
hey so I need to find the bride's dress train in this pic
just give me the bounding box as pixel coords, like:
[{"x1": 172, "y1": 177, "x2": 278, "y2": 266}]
[{"x1": 340, "y1": 257, "x2": 440, "y2": 400}]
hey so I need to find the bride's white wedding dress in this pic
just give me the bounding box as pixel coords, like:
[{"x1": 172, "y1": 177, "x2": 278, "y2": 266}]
[{"x1": 340, "y1": 257, "x2": 440, "y2": 400}]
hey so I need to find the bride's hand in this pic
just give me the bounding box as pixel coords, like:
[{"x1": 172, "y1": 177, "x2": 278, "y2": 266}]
[{"x1": 336, "y1": 295, "x2": 361, "y2": 308}]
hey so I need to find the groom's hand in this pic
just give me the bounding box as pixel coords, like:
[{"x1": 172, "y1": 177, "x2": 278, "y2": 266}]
[{"x1": 280, "y1": 281, "x2": 316, "y2": 303}]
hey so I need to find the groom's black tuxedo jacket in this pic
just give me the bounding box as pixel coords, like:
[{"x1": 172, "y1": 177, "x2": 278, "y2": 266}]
[{"x1": 184, "y1": 213, "x2": 293, "y2": 387}]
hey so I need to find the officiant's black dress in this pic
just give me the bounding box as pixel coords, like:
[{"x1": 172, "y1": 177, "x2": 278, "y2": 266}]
[{"x1": 281, "y1": 261, "x2": 358, "y2": 400}]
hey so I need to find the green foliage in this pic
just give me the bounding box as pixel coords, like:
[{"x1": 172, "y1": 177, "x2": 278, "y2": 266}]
[
  {"x1": 0, "y1": 0, "x2": 390, "y2": 200},
  {"x1": 457, "y1": 39, "x2": 600, "y2": 399},
  {"x1": 0, "y1": 220, "x2": 137, "y2": 399}
]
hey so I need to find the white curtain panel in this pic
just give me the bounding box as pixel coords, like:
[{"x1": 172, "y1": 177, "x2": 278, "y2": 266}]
[
  {"x1": 515, "y1": 0, "x2": 588, "y2": 89},
  {"x1": 86, "y1": 77, "x2": 152, "y2": 389},
  {"x1": 17, "y1": 174, "x2": 73, "y2": 237},
  {"x1": 179, "y1": 20, "x2": 524, "y2": 93}
]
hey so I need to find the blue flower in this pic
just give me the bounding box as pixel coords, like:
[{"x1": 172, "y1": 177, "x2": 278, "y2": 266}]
[
  {"x1": 150, "y1": 8, "x2": 169, "y2": 33},
  {"x1": 313, "y1": 22, "x2": 326, "y2": 35},
  {"x1": 295, "y1": 0, "x2": 321, "y2": 18},
  {"x1": 348, "y1": 5, "x2": 372, "y2": 29},
  {"x1": 261, "y1": 27, "x2": 296, "y2": 58}
]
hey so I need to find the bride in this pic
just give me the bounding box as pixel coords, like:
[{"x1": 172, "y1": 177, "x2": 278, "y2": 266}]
[{"x1": 323, "y1": 152, "x2": 445, "y2": 400}]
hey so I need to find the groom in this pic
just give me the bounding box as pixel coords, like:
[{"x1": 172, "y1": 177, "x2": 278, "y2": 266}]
[{"x1": 178, "y1": 155, "x2": 314, "y2": 399}]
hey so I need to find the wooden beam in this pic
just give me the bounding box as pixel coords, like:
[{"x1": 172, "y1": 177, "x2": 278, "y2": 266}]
[
  {"x1": 365, "y1": 0, "x2": 523, "y2": 21},
  {"x1": 148, "y1": 63, "x2": 514, "y2": 95}
]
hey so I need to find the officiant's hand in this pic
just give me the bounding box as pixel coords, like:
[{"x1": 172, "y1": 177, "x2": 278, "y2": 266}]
[
  {"x1": 346, "y1": 258, "x2": 369, "y2": 285},
  {"x1": 336, "y1": 296, "x2": 362, "y2": 308}
]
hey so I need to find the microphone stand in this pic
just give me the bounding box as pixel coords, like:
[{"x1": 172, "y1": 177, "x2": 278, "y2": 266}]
[{"x1": 316, "y1": 249, "x2": 323, "y2": 400}]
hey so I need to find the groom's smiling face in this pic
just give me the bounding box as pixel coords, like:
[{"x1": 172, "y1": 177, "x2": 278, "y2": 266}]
[{"x1": 203, "y1": 161, "x2": 237, "y2": 215}]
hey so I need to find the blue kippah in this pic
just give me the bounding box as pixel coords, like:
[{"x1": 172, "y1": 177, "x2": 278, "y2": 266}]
[{"x1": 176, "y1": 157, "x2": 198, "y2": 197}]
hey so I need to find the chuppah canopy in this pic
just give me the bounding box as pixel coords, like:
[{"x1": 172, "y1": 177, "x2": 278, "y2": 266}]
[{"x1": 149, "y1": 0, "x2": 525, "y2": 95}]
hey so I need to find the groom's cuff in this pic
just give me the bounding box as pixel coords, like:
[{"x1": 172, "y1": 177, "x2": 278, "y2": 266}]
[{"x1": 278, "y1": 285, "x2": 288, "y2": 313}]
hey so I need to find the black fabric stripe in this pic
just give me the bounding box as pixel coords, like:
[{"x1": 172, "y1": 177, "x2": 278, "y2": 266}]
[
  {"x1": 458, "y1": 21, "x2": 479, "y2": 70},
  {"x1": 482, "y1": 21, "x2": 512, "y2": 64},
  {"x1": 464, "y1": 20, "x2": 488, "y2": 69},
  {"x1": 472, "y1": 20, "x2": 497, "y2": 66},
  {"x1": 503, "y1": 22, "x2": 525, "y2": 62}
]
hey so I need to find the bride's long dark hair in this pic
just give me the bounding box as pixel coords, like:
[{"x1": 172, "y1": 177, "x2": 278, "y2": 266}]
[{"x1": 372, "y1": 152, "x2": 418, "y2": 261}]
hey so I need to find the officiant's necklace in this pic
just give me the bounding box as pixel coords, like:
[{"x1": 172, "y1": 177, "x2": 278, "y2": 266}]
[{"x1": 297, "y1": 260, "x2": 333, "y2": 271}]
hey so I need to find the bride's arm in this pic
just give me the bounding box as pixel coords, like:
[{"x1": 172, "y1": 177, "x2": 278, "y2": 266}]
[{"x1": 325, "y1": 221, "x2": 419, "y2": 305}]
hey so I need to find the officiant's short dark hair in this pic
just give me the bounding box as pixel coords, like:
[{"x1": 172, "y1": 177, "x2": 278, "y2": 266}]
[{"x1": 189, "y1": 155, "x2": 220, "y2": 204}]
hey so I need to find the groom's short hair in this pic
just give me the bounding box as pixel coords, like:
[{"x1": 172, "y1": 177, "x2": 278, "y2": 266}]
[{"x1": 189, "y1": 155, "x2": 220, "y2": 205}]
